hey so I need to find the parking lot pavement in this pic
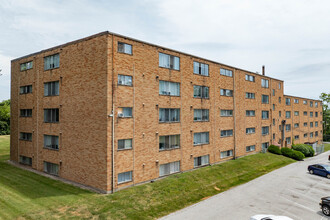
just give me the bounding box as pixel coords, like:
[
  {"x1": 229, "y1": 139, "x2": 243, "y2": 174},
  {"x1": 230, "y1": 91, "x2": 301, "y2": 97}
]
[{"x1": 161, "y1": 152, "x2": 330, "y2": 220}]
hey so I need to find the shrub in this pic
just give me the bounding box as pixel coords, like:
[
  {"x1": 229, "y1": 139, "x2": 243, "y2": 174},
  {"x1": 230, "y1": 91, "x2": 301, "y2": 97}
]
[
  {"x1": 292, "y1": 144, "x2": 309, "y2": 156},
  {"x1": 281, "y1": 147, "x2": 293, "y2": 158},
  {"x1": 292, "y1": 144, "x2": 315, "y2": 157},
  {"x1": 268, "y1": 145, "x2": 282, "y2": 155},
  {"x1": 306, "y1": 145, "x2": 315, "y2": 157},
  {"x1": 291, "y1": 150, "x2": 305, "y2": 161}
]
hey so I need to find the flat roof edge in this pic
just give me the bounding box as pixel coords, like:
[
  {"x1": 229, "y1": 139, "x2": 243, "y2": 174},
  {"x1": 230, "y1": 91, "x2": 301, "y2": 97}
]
[
  {"x1": 284, "y1": 94, "x2": 321, "y2": 102},
  {"x1": 11, "y1": 30, "x2": 283, "y2": 82},
  {"x1": 11, "y1": 31, "x2": 109, "y2": 62}
]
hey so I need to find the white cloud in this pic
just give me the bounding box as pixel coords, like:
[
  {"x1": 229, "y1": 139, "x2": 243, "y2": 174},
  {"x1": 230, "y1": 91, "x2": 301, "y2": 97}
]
[{"x1": 1, "y1": 0, "x2": 329, "y2": 100}]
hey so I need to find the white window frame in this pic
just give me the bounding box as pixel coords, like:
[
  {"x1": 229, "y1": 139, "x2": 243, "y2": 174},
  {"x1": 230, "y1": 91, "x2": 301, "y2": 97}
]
[
  {"x1": 193, "y1": 61, "x2": 209, "y2": 76},
  {"x1": 193, "y1": 132, "x2": 209, "y2": 145},
  {"x1": 118, "y1": 139, "x2": 133, "y2": 150}
]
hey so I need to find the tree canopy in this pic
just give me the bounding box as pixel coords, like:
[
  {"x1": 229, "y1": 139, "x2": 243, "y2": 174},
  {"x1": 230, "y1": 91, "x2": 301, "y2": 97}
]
[{"x1": 0, "y1": 99, "x2": 10, "y2": 135}]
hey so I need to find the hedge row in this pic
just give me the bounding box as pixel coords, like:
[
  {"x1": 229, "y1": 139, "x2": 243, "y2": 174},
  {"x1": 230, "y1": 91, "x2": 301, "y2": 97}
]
[{"x1": 268, "y1": 145, "x2": 305, "y2": 161}]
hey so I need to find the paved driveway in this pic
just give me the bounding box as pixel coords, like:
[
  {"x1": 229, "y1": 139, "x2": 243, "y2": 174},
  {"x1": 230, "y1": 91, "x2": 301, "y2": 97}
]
[{"x1": 161, "y1": 152, "x2": 330, "y2": 220}]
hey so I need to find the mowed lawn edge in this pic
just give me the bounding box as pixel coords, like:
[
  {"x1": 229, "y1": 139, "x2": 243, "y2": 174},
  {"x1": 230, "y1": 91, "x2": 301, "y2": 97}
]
[{"x1": 0, "y1": 135, "x2": 303, "y2": 219}]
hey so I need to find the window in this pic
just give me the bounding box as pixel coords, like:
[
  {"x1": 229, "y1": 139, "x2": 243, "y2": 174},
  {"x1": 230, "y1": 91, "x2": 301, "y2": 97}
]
[
  {"x1": 285, "y1": 98, "x2": 291, "y2": 105},
  {"x1": 303, "y1": 111, "x2": 307, "y2": 116},
  {"x1": 159, "y1": 135, "x2": 180, "y2": 150},
  {"x1": 262, "y1": 142, "x2": 269, "y2": 150},
  {"x1": 194, "y1": 86, "x2": 209, "y2": 98},
  {"x1": 220, "y1": 150, "x2": 233, "y2": 159},
  {"x1": 44, "y1": 81, "x2": 59, "y2": 96},
  {"x1": 246, "y1": 92, "x2": 255, "y2": 99},
  {"x1": 221, "y1": 129, "x2": 233, "y2": 137},
  {"x1": 193, "y1": 132, "x2": 209, "y2": 145},
  {"x1": 294, "y1": 135, "x2": 299, "y2": 140},
  {"x1": 310, "y1": 132, "x2": 313, "y2": 138},
  {"x1": 194, "y1": 109, "x2": 209, "y2": 121},
  {"x1": 44, "y1": 135, "x2": 59, "y2": 150},
  {"x1": 303, "y1": 100, "x2": 307, "y2": 104},
  {"x1": 315, "y1": 102, "x2": 318, "y2": 107},
  {"x1": 315, "y1": 122, "x2": 318, "y2": 127},
  {"x1": 159, "y1": 161, "x2": 180, "y2": 177},
  {"x1": 294, "y1": 123, "x2": 299, "y2": 128},
  {"x1": 118, "y1": 171, "x2": 132, "y2": 184},
  {"x1": 20, "y1": 85, "x2": 32, "y2": 94},
  {"x1": 272, "y1": 89, "x2": 275, "y2": 96},
  {"x1": 44, "y1": 109, "x2": 59, "y2": 123},
  {"x1": 310, "y1": 112, "x2": 313, "y2": 117},
  {"x1": 19, "y1": 132, "x2": 32, "y2": 141},
  {"x1": 159, "y1": 108, "x2": 180, "y2": 122},
  {"x1": 315, "y1": 112, "x2": 318, "y2": 117},
  {"x1": 279, "y1": 97, "x2": 281, "y2": 103},
  {"x1": 118, "y1": 107, "x2": 132, "y2": 117},
  {"x1": 220, "y1": 68, "x2": 233, "y2": 77},
  {"x1": 44, "y1": 54, "x2": 59, "y2": 70},
  {"x1": 285, "y1": 111, "x2": 291, "y2": 119},
  {"x1": 286, "y1": 124, "x2": 291, "y2": 131},
  {"x1": 220, "y1": 89, "x2": 233, "y2": 97},
  {"x1": 220, "y1": 110, "x2": 233, "y2": 117},
  {"x1": 262, "y1": 111, "x2": 269, "y2": 119},
  {"x1": 118, "y1": 75, "x2": 133, "y2": 86},
  {"x1": 159, "y1": 53, "x2": 180, "y2": 70},
  {"x1": 246, "y1": 127, "x2": 255, "y2": 134},
  {"x1": 273, "y1": 119, "x2": 275, "y2": 126},
  {"x1": 194, "y1": 155, "x2": 209, "y2": 167},
  {"x1": 304, "y1": 122, "x2": 307, "y2": 127},
  {"x1": 273, "y1": 104, "x2": 275, "y2": 111},
  {"x1": 304, "y1": 133, "x2": 308, "y2": 138},
  {"x1": 310, "y1": 101, "x2": 313, "y2": 107},
  {"x1": 315, "y1": 131, "x2": 318, "y2": 137},
  {"x1": 279, "y1": 125, "x2": 282, "y2": 131},
  {"x1": 273, "y1": 133, "x2": 275, "y2": 140},
  {"x1": 159, "y1": 81, "x2": 180, "y2": 96},
  {"x1": 279, "y1": 83, "x2": 281, "y2": 89},
  {"x1": 19, "y1": 156, "x2": 32, "y2": 166},
  {"x1": 194, "y1": 61, "x2": 209, "y2": 76},
  {"x1": 245, "y1": 74, "x2": 255, "y2": 82},
  {"x1": 279, "y1": 111, "x2": 281, "y2": 117},
  {"x1": 294, "y1": 111, "x2": 299, "y2": 116},
  {"x1": 294, "y1": 99, "x2": 299, "y2": 104},
  {"x1": 44, "y1": 161, "x2": 59, "y2": 175},
  {"x1": 310, "y1": 122, "x2": 313, "y2": 127},
  {"x1": 262, "y1": 126, "x2": 269, "y2": 135},
  {"x1": 118, "y1": 42, "x2": 132, "y2": 55},
  {"x1": 286, "y1": 137, "x2": 291, "y2": 144},
  {"x1": 246, "y1": 110, "x2": 255, "y2": 117},
  {"x1": 20, "y1": 109, "x2": 32, "y2": 117},
  {"x1": 246, "y1": 145, "x2": 255, "y2": 152},
  {"x1": 118, "y1": 139, "x2": 132, "y2": 150},
  {"x1": 20, "y1": 61, "x2": 33, "y2": 71},
  {"x1": 261, "y1": 79, "x2": 269, "y2": 88},
  {"x1": 262, "y1": 95, "x2": 269, "y2": 104}
]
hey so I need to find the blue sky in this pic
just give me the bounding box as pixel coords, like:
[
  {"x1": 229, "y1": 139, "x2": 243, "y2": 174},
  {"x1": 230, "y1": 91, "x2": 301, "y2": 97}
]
[{"x1": 1, "y1": 0, "x2": 330, "y2": 101}]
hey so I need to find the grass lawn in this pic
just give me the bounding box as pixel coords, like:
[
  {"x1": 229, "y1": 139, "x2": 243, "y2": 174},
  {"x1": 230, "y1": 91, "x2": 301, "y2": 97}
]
[
  {"x1": 324, "y1": 143, "x2": 330, "y2": 152},
  {"x1": 0, "y1": 135, "x2": 295, "y2": 219}
]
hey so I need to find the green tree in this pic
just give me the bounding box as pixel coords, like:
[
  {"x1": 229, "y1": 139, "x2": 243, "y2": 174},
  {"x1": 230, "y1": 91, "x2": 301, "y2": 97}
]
[
  {"x1": 0, "y1": 99, "x2": 10, "y2": 135},
  {"x1": 319, "y1": 93, "x2": 330, "y2": 141}
]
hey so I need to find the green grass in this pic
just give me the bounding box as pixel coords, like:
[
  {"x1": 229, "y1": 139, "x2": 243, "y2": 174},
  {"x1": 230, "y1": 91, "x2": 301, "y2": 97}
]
[
  {"x1": 0, "y1": 135, "x2": 295, "y2": 219},
  {"x1": 324, "y1": 143, "x2": 330, "y2": 152}
]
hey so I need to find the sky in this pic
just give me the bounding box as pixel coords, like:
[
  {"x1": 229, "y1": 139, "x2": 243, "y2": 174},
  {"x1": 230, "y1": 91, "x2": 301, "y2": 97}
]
[{"x1": 1, "y1": 0, "x2": 330, "y2": 102}]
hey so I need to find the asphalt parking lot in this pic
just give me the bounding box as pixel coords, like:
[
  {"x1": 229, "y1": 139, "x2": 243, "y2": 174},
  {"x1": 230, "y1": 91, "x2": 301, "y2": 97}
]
[{"x1": 161, "y1": 152, "x2": 330, "y2": 220}]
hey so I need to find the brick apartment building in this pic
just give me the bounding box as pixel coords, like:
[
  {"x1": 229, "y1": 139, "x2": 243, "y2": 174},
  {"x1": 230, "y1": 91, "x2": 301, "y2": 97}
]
[{"x1": 10, "y1": 31, "x2": 323, "y2": 193}]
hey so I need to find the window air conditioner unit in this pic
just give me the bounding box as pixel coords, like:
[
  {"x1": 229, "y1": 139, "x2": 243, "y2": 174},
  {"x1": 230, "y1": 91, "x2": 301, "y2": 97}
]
[{"x1": 118, "y1": 113, "x2": 124, "y2": 118}]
